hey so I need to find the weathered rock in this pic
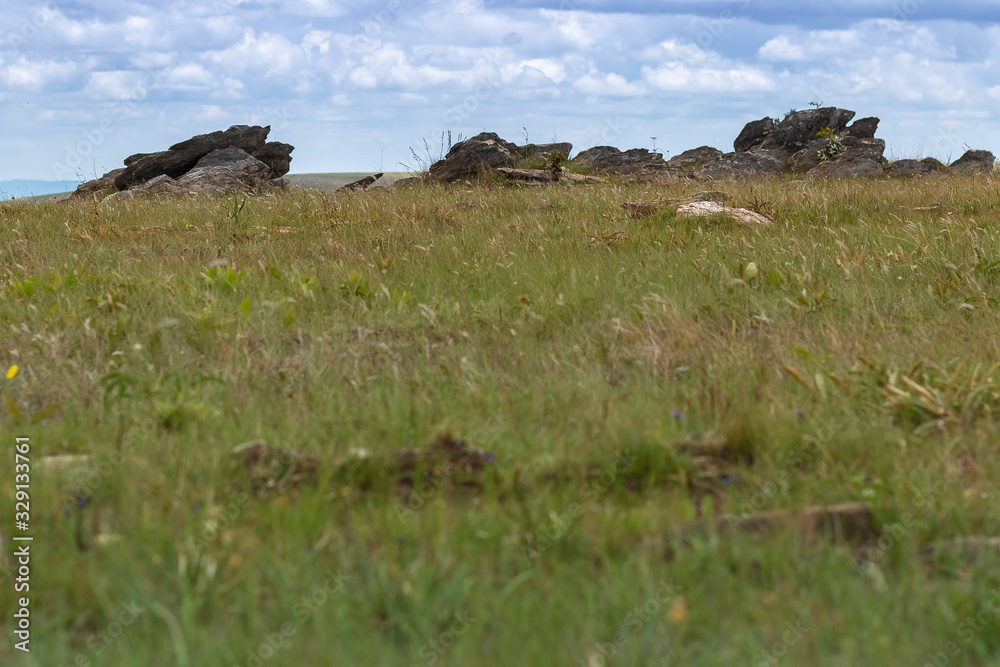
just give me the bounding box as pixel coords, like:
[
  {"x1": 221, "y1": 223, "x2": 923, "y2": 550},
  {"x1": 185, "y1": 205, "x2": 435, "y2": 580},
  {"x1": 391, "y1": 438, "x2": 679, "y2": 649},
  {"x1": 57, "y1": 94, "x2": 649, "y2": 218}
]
[
  {"x1": 759, "y1": 108, "x2": 856, "y2": 158},
  {"x1": 427, "y1": 132, "x2": 518, "y2": 182},
  {"x1": 336, "y1": 173, "x2": 383, "y2": 192},
  {"x1": 887, "y1": 157, "x2": 949, "y2": 177},
  {"x1": 845, "y1": 117, "x2": 880, "y2": 139},
  {"x1": 675, "y1": 200, "x2": 772, "y2": 225},
  {"x1": 950, "y1": 149, "x2": 996, "y2": 173},
  {"x1": 496, "y1": 168, "x2": 557, "y2": 183},
  {"x1": 516, "y1": 142, "x2": 572, "y2": 160},
  {"x1": 700, "y1": 150, "x2": 785, "y2": 179},
  {"x1": 253, "y1": 142, "x2": 295, "y2": 178},
  {"x1": 665, "y1": 146, "x2": 723, "y2": 175},
  {"x1": 734, "y1": 117, "x2": 774, "y2": 152},
  {"x1": 574, "y1": 146, "x2": 668, "y2": 175},
  {"x1": 104, "y1": 174, "x2": 183, "y2": 201},
  {"x1": 808, "y1": 137, "x2": 887, "y2": 177},
  {"x1": 621, "y1": 191, "x2": 730, "y2": 218},
  {"x1": 67, "y1": 168, "x2": 125, "y2": 201},
  {"x1": 496, "y1": 168, "x2": 603, "y2": 185},
  {"x1": 788, "y1": 139, "x2": 833, "y2": 173},
  {"x1": 113, "y1": 125, "x2": 281, "y2": 189},
  {"x1": 175, "y1": 147, "x2": 272, "y2": 193}
]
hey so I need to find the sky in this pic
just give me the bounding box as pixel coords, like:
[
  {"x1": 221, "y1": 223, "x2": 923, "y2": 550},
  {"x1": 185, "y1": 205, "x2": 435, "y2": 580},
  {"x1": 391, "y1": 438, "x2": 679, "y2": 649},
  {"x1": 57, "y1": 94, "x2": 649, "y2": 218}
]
[{"x1": 1, "y1": 0, "x2": 998, "y2": 182}]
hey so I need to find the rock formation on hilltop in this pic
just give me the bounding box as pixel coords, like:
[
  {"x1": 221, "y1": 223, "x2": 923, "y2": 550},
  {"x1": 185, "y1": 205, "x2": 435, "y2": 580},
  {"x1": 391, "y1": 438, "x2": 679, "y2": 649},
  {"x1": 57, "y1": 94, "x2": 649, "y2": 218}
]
[
  {"x1": 427, "y1": 134, "x2": 577, "y2": 183},
  {"x1": 68, "y1": 125, "x2": 294, "y2": 201}
]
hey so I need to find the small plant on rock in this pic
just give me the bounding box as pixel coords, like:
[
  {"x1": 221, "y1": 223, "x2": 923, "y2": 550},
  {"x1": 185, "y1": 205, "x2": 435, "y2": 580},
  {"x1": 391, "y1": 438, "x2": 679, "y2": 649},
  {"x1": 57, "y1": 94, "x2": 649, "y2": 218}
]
[{"x1": 816, "y1": 127, "x2": 846, "y2": 161}]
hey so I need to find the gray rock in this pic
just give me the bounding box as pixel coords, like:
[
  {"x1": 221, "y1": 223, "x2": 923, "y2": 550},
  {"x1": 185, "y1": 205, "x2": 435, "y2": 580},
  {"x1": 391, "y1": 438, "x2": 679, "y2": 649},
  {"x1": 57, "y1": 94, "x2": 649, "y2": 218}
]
[
  {"x1": 950, "y1": 149, "x2": 996, "y2": 173},
  {"x1": 887, "y1": 157, "x2": 949, "y2": 177},
  {"x1": 427, "y1": 132, "x2": 518, "y2": 182},
  {"x1": 104, "y1": 174, "x2": 183, "y2": 200},
  {"x1": 336, "y1": 173, "x2": 383, "y2": 192},
  {"x1": 845, "y1": 117, "x2": 880, "y2": 139},
  {"x1": 665, "y1": 146, "x2": 723, "y2": 175},
  {"x1": 700, "y1": 150, "x2": 785, "y2": 179},
  {"x1": 175, "y1": 146, "x2": 272, "y2": 194},
  {"x1": 573, "y1": 146, "x2": 668, "y2": 174},
  {"x1": 734, "y1": 117, "x2": 774, "y2": 152},
  {"x1": 788, "y1": 139, "x2": 834, "y2": 173},
  {"x1": 113, "y1": 125, "x2": 285, "y2": 189},
  {"x1": 807, "y1": 137, "x2": 887, "y2": 177},
  {"x1": 759, "y1": 107, "x2": 856, "y2": 158},
  {"x1": 253, "y1": 142, "x2": 295, "y2": 178}
]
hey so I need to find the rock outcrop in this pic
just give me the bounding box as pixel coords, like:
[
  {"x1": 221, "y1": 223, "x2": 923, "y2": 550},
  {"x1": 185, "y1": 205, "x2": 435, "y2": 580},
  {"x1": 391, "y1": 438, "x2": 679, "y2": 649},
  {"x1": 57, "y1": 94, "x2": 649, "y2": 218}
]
[
  {"x1": 573, "y1": 146, "x2": 668, "y2": 175},
  {"x1": 667, "y1": 108, "x2": 887, "y2": 180},
  {"x1": 950, "y1": 149, "x2": 996, "y2": 173},
  {"x1": 114, "y1": 125, "x2": 290, "y2": 190},
  {"x1": 807, "y1": 137, "x2": 887, "y2": 178},
  {"x1": 664, "y1": 146, "x2": 723, "y2": 175},
  {"x1": 69, "y1": 125, "x2": 293, "y2": 201},
  {"x1": 427, "y1": 132, "x2": 518, "y2": 182},
  {"x1": 887, "y1": 157, "x2": 949, "y2": 177}
]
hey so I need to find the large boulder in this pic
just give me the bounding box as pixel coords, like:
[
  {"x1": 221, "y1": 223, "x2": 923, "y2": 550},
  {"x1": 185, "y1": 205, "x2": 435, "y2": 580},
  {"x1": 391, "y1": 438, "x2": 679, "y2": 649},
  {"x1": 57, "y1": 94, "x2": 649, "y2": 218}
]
[
  {"x1": 113, "y1": 125, "x2": 291, "y2": 189},
  {"x1": 253, "y1": 142, "x2": 295, "y2": 178},
  {"x1": 950, "y1": 149, "x2": 995, "y2": 173},
  {"x1": 174, "y1": 147, "x2": 272, "y2": 194},
  {"x1": 758, "y1": 107, "x2": 856, "y2": 158},
  {"x1": 845, "y1": 117, "x2": 880, "y2": 139},
  {"x1": 665, "y1": 146, "x2": 723, "y2": 176},
  {"x1": 708, "y1": 108, "x2": 882, "y2": 179},
  {"x1": 700, "y1": 150, "x2": 785, "y2": 180},
  {"x1": 427, "y1": 132, "x2": 518, "y2": 182},
  {"x1": 788, "y1": 139, "x2": 834, "y2": 173},
  {"x1": 734, "y1": 117, "x2": 774, "y2": 152},
  {"x1": 887, "y1": 157, "x2": 949, "y2": 177},
  {"x1": 808, "y1": 137, "x2": 887, "y2": 177},
  {"x1": 573, "y1": 146, "x2": 668, "y2": 175}
]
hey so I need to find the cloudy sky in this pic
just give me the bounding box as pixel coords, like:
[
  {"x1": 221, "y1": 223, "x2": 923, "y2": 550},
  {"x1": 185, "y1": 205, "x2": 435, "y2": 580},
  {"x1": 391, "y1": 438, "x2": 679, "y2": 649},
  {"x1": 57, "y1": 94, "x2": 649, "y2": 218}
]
[{"x1": 1, "y1": 0, "x2": 998, "y2": 183}]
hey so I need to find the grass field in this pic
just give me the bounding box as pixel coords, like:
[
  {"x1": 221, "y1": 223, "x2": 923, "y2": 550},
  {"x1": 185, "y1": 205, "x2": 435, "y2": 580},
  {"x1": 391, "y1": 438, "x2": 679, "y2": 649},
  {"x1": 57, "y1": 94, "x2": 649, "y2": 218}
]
[{"x1": 2, "y1": 172, "x2": 1000, "y2": 666}]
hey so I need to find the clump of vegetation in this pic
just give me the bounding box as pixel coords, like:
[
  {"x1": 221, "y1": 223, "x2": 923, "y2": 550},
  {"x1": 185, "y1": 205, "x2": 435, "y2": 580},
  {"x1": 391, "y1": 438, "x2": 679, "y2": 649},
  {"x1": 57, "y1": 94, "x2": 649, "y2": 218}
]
[{"x1": 816, "y1": 126, "x2": 847, "y2": 161}]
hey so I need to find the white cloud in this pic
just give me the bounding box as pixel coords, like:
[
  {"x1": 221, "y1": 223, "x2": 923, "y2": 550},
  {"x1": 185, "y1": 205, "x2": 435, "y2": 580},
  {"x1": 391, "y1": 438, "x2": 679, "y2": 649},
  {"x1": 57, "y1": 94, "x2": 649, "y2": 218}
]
[
  {"x1": 198, "y1": 105, "x2": 227, "y2": 120},
  {"x1": 758, "y1": 36, "x2": 808, "y2": 62},
  {"x1": 574, "y1": 72, "x2": 646, "y2": 97},
  {"x1": 500, "y1": 59, "x2": 567, "y2": 85},
  {"x1": 1, "y1": 57, "x2": 83, "y2": 91},
  {"x1": 642, "y1": 63, "x2": 775, "y2": 93},
  {"x1": 204, "y1": 29, "x2": 304, "y2": 77}
]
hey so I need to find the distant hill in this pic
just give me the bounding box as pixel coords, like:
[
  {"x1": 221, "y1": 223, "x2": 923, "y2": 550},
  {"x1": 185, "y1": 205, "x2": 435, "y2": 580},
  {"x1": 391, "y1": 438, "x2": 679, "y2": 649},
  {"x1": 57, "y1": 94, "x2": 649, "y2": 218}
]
[
  {"x1": 0, "y1": 173, "x2": 413, "y2": 201},
  {"x1": 0, "y1": 179, "x2": 77, "y2": 198}
]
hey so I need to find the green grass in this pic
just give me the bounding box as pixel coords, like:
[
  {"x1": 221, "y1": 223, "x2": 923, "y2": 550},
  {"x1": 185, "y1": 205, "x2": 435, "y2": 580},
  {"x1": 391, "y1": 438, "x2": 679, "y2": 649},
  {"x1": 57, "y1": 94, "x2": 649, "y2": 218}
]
[{"x1": 2, "y1": 174, "x2": 1000, "y2": 666}]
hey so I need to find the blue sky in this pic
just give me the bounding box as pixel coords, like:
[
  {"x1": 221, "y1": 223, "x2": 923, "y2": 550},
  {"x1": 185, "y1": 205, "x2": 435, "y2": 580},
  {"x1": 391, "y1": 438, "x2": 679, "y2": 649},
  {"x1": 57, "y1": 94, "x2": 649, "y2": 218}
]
[{"x1": 1, "y1": 0, "x2": 998, "y2": 181}]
